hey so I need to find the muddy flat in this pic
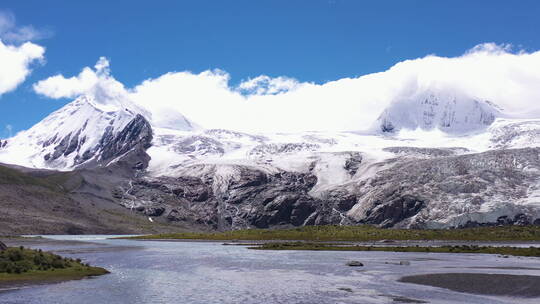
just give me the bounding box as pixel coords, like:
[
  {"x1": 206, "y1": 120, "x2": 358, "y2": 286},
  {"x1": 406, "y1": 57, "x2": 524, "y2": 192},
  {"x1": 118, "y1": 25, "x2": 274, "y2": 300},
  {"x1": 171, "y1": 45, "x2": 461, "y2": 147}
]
[{"x1": 399, "y1": 273, "x2": 540, "y2": 298}]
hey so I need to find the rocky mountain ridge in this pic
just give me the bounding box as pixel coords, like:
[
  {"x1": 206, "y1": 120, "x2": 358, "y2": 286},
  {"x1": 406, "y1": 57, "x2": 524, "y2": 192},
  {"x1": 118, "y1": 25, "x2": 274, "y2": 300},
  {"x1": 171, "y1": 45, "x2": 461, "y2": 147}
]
[{"x1": 0, "y1": 93, "x2": 539, "y2": 233}]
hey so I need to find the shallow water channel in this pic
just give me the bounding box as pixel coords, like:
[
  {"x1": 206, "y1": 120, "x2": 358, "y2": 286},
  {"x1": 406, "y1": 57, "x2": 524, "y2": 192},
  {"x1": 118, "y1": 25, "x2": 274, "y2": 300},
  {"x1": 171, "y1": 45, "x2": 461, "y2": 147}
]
[{"x1": 1, "y1": 236, "x2": 539, "y2": 304}]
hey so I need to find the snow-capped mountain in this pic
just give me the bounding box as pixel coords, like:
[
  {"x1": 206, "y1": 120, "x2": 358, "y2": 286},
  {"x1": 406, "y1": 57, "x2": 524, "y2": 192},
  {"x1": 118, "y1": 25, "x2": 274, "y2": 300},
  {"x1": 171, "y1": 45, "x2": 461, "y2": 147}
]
[
  {"x1": 1, "y1": 89, "x2": 539, "y2": 231},
  {"x1": 0, "y1": 95, "x2": 156, "y2": 170},
  {"x1": 375, "y1": 90, "x2": 501, "y2": 133}
]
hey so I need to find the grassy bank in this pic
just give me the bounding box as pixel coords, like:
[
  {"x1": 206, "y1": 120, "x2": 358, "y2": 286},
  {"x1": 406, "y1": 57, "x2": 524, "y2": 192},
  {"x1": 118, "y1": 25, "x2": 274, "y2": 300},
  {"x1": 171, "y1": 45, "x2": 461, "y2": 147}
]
[
  {"x1": 0, "y1": 246, "x2": 109, "y2": 286},
  {"x1": 122, "y1": 225, "x2": 540, "y2": 242},
  {"x1": 250, "y1": 242, "x2": 540, "y2": 257},
  {"x1": 0, "y1": 165, "x2": 59, "y2": 191}
]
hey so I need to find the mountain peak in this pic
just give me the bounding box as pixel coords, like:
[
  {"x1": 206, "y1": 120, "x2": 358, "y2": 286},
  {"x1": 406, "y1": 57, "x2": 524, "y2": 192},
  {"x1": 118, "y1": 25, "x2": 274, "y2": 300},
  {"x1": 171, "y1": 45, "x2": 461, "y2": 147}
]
[
  {"x1": 0, "y1": 95, "x2": 151, "y2": 170},
  {"x1": 375, "y1": 89, "x2": 501, "y2": 134}
]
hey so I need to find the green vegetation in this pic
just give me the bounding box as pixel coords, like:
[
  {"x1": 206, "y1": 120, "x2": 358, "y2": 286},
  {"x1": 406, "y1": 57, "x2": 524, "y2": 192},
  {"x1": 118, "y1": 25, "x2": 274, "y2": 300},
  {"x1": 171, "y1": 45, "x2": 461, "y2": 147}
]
[
  {"x1": 0, "y1": 164, "x2": 83, "y2": 193},
  {"x1": 123, "y1": 225, "x2": 540, "y2": 242},
  {"x1": 0, "y1": 246, "x2": 109, "y2": 285},
  {"x1": 0, "y1": 165, "x2": 57, "y2": 190},
  {"x1": 249, "y1": 242, "x2": 540, "y2": 257},
  {"x1": 124, "y1": 225, "x2": 540, "y2": 257}
]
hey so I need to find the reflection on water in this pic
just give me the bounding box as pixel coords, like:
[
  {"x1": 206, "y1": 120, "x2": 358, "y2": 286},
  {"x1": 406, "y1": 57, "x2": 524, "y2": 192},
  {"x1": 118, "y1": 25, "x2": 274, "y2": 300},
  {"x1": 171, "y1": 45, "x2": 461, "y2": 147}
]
[{"x1": 1, "y1": 237, "x2": 539, "y2": 304}]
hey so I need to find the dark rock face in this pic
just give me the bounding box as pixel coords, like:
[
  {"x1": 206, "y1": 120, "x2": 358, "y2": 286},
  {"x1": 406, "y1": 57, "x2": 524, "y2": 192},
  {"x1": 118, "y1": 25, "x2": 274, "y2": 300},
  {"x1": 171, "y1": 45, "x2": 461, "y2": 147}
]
[
  {"x1": 93, "y1": 115, "x2": 153, "y2": 178},
  {"x1": 363, "y1": 195, "x2": 425, "y2": 228},
  {"x1": 115, "y1": 176, "x2": 220, "y2": 228},
  {"x1": 142, "y1": 206, "x2": 165, "y2": 217},
  {"x1": 344, "y1": 152, "x2": 362, "y2": 176},
  {"x1": 64, "y1": 130, "x2": 81, "y2": 157},
  {"x1": 42, "y1": 114, "x2": 153, "y2": 173},
  {"x1": 0, "y1": 241, "x2": 7, "y2": 251},
  {"x1": 106, "y1": 147, "x2": 540, "y2": 230},
  {"x1": 114, "y1": 164, "x2": 356, "y2": 230},
  {"x1": 222, "y1": 169, "x2": 323, "y2": 229},
  {"x1": 350, "y1": 147, "x2": 540, "y2": 228},
  {"x1": 478, "y1": 214, "x2": 537, "y2": 227},
  {"x1": 98, "y1": 114, "x2": 153, "y2": 166},
  {"x1": 51, "y1": 132, "x2": 72, "y2": 160}
]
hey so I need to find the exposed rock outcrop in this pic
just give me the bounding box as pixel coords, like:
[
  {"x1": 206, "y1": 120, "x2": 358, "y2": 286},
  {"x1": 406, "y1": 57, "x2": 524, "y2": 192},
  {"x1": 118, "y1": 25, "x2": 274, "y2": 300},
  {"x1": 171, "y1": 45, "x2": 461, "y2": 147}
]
[
  {"x1": 92, "y1": 145, "x2": 540, "y2": 230},
  {"x1": 348, "y1": 148, "x2": 540, "y2": 228},
  {"x1": 113, "y1": 163, "x2": 361, "y2": 230}
]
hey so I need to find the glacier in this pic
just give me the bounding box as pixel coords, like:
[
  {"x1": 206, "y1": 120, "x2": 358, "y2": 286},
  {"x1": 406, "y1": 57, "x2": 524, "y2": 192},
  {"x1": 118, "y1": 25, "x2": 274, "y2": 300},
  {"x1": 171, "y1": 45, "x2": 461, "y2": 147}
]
[{"x1": 1, "y1": 90, "x2": 539, "y2": 230}]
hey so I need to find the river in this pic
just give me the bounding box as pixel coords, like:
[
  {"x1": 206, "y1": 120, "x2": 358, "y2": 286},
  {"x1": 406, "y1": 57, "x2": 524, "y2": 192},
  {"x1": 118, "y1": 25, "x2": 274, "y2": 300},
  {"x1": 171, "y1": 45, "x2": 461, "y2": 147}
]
[{"x1": 1, "y1": 236, "x2": 539, "y2": 304}]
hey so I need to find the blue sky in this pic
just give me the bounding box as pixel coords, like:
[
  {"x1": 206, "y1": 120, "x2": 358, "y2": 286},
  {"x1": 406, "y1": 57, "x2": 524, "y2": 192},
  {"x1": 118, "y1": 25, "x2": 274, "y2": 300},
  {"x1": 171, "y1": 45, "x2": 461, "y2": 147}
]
[{"x1": 1, "y1": 0, "x2": 540, "y2": 136}]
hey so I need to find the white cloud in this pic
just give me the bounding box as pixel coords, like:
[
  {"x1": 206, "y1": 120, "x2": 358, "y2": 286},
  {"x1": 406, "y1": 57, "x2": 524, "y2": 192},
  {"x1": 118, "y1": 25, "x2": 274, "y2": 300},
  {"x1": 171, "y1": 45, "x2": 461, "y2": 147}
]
[
  {"x1": 33, "y1": 43, "x2": 540, "y2": 133},
  {"x1": 129, "y1": 70, "x2": 241, "y2": 129},
  {"x1": 0, "y1": 10, "x2": 51, "y2": 43},
  {"x1": 0, "y1": 11, "x2": 47, "y2": 97},
  {"x1": 237, "y1": 75, "x2": 302, "y2": 95},
  {"x1": 0, "y1": 39, "x2": 44, "y2": 96},
  {"x1": 33, "y1": 57, "x2": 131, "y2": 111},
  {"x1": 382, "y1": 43, "x2": 540, "y2": 118}
]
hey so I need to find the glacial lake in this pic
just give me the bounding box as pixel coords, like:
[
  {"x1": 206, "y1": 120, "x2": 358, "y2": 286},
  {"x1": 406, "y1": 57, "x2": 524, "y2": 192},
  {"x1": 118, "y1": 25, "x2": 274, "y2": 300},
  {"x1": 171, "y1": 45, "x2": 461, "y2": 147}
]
[{"x1": 1, "y1": 236, "x2": 539, "y2": 304}]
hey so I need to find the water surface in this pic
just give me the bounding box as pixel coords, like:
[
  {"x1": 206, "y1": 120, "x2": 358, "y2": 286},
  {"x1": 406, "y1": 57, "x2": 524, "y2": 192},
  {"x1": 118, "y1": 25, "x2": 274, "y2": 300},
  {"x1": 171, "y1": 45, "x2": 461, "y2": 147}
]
[{"x1": 1, "y1": 236, "x2": 539, "y2": 304}]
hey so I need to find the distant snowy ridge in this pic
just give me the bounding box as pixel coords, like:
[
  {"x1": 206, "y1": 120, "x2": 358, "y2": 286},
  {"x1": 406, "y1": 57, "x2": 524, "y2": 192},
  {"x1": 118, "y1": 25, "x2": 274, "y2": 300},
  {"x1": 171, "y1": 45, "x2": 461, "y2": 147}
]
[
  {"x1": 375, "y1": 90, "x2": 502, "y2": 134},
  {"x1": 0, "y1": 88, "x2": 536, "y2": 173}
]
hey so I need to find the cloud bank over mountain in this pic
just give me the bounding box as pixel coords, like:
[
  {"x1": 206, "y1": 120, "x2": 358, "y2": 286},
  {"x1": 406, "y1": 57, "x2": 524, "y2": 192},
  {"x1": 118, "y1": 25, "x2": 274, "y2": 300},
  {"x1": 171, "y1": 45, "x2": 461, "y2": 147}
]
[
  {"x1": 32, "y1": 43, "x2": 540, "y2": 133},
  {"x1": 33, "y1": 57, "x2": 128, "y2": 107}
]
